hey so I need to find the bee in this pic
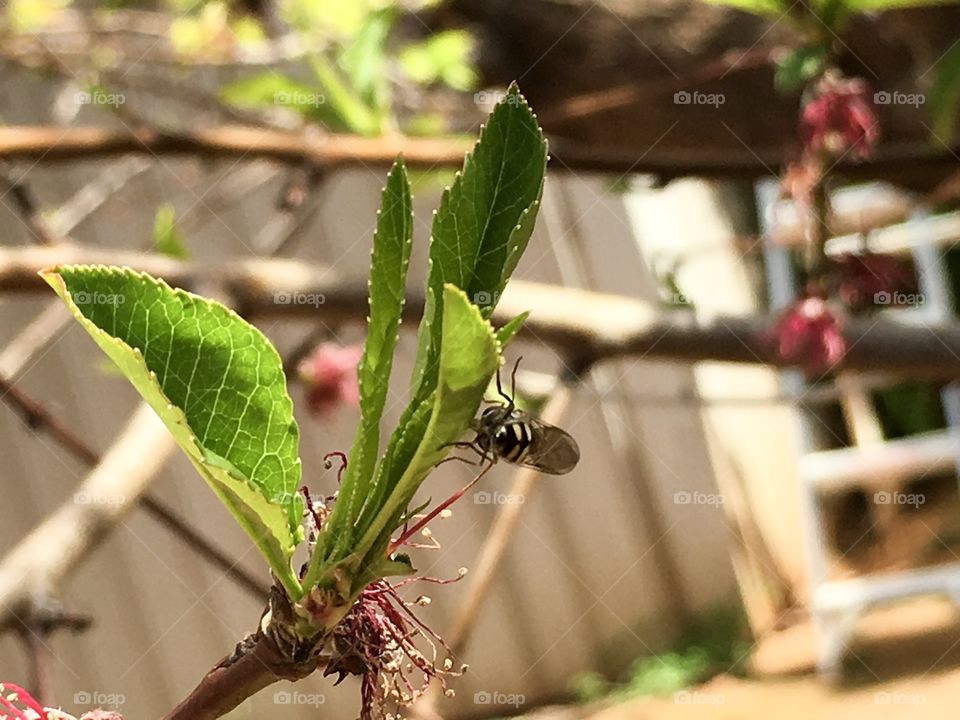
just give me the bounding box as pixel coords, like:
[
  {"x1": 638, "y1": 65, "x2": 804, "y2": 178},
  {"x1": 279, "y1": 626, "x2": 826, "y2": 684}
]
[{"x1": 456, "y1": 359, "x2": 580, "y2": 475}]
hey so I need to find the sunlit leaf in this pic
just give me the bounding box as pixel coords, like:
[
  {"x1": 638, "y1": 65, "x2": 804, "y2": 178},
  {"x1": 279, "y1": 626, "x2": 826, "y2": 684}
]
[
  {"x1": 43, "y1": 266, "x2": 304, "y2": 598},
  {"x1": 410, "y1": 83, "x2": 547, "y2": 405}
]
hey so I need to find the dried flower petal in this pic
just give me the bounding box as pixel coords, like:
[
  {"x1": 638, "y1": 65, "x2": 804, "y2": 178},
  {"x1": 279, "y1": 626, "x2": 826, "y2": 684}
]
[
  {"x1": 830, "y1": 253, "x2": 917, "y2": 311},
  {"x1": 326, "y1": 578, "x2": 463, "y2": 720},
  {"x1": 764, "y1": 295, "x2": 846, "y2": 375},
  {"x1": 800, "y1": 72, "x2": 879, "y2": 160}
]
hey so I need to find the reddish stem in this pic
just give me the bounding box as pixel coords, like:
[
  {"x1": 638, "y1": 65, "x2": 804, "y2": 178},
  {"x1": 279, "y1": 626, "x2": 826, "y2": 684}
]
[
  {"x1": 162, "y1": 632, "x2": 321, "y2": 720},
  {"x1": 389, "y1": 464, "x2": 493, "y2": 553}
]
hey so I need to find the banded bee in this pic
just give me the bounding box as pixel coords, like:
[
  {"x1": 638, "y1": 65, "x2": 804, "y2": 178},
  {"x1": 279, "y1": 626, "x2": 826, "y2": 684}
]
[{"x1": 457, "y1": 359, "x2": 580, "y2": 475}]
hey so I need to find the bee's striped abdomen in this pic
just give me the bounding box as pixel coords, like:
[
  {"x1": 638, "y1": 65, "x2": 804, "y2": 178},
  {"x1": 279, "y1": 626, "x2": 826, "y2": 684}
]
[{"x1": 495, "y1": 421, "x2": 532, "y2": 463}]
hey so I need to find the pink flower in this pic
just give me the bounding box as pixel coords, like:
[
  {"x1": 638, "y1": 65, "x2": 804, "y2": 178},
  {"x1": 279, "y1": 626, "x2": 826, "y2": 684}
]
[
  {"x1": 831, "y1": 253, "x2": 917, "y2": 310},
  {"x1": 325, "y1": 578, "x2": 462, "y2": 720},
  {"x1": 764, "y1": 295, "x2": 846, "y2": 375},
  {"x1": 297, "y1": 343, "x2": 362, "y2": 416},
  {"x1": 800, "y1": 73, "x2": 879, "y2": 159},
  {"x1": 1, "y1": 683, "x2": 46, "y2": 720},
  {"x1": 0, "y1": 683, "x2": 117, "y2": 720}
]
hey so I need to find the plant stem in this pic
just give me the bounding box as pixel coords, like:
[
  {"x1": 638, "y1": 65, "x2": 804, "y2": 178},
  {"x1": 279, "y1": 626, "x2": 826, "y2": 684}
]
[
  {"x1": 805, "y1": 176, "x2": 832, "y2": 279},
  {"x1": 162, "y1": 631, "x2": 322, "y2": 720}
]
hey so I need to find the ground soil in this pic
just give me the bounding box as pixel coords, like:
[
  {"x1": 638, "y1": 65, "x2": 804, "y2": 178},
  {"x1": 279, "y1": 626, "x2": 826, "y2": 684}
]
[{"x1": 524, "y1": 596, "x2": 960, "y2": 720}]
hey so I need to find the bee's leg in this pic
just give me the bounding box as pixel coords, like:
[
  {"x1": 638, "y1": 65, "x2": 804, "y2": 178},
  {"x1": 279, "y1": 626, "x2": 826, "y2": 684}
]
[
  {"x1": 435, "y1": 454, "x2": 479, "y2": 467},
  {"x1": 510, "y1": 356, "x2": 522, "y2": 400},
  {"x1": 442, "y1": 439, "x2": 486, "y2": 462},
  {"x1": 495, "y1": 361, "x2": 511, "y2": 408},
  {"x1": 496, "y1": 356, "x2": 522, "y2": 410}
]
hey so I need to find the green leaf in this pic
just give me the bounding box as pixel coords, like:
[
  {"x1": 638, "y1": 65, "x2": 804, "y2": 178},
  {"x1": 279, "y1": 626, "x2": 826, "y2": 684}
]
[
  {"x1": 8, "y1": 0, "x2": 68, "y2": 33},
  {"x1": 496, "y1": 311, "x2": 529, "y2": 347},
  {"x1": 152, "y1": 203, "x2": 189, "y2": 259},
  {"x1": 42, "y1": 265, "x2": 304, "y2": 599},
  {"x1": 840, "y1": 0, "x2": 960, "y2": 9},
  {"x1": 774, "y1": 45, "x2": 828, "y2": 93},
  {"x1": 320, "y1": 158, "x2": 413, "y2": 563},
  {"x1": 339, "y1": 7, "x2": 395, "y2": 112},
  {"x1": 353, "y1": 285, "x2": 500, "y2": 574},
  {"x1": 931, "y1": 42, "x2": 960, "y2": 145},
  {"x1": 399, "y1": 30, "x2": 478, "y2": 91},
  {"x1": 410, "y1": 83, "x2": 546, "y2": 405},
  {"x1": 220, "y1": 72, "x2": 329, "y2": 122},
  {"x1": 310, "y1": 55, "x2": 383, "y2": 135},
  {"x1": 702, "y1": 0, "x2": 786, "y2": 16}
]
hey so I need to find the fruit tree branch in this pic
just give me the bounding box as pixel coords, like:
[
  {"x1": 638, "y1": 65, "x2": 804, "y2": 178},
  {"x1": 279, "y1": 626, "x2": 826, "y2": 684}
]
[
  {"x1": 0, "y1": 126, "x2": 956, "y2": 181},
  {"x1": 2, "y1": 245, "x2": 960, "y2": 377}
]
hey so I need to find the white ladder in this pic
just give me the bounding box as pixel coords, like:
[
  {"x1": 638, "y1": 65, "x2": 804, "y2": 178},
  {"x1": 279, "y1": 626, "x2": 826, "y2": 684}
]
[{"x1": 758, "y1": 180, "x2": 960, "y2": 678}]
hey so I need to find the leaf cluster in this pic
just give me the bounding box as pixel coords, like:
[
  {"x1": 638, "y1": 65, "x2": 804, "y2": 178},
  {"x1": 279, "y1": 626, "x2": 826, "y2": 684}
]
[{"x1": 42, "y1": 85, "x2": 547, "y2": 622}]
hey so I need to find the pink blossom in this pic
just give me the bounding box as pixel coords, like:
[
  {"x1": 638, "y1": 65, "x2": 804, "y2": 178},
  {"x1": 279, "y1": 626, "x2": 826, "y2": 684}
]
[
  {"x1": 297, "y1": 343, "x2": 363, "y2": 416},
  {"x1": 764, "y1": 295, "x2": 846, "y2": 375},
  {"x1": 800, "y1": 73, "x2": 879, "y2": 159},
  {"x1": 0, "y1": 683, "x2": 118, "y2": 720}
]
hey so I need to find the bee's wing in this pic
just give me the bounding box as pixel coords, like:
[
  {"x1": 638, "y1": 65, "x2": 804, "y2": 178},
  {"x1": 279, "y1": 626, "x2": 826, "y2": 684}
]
[{"x1": 518, "y1": 418, "x2": 580, "y2": 475}]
